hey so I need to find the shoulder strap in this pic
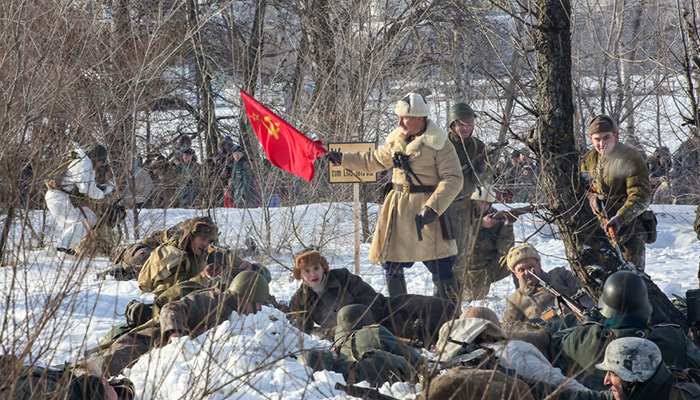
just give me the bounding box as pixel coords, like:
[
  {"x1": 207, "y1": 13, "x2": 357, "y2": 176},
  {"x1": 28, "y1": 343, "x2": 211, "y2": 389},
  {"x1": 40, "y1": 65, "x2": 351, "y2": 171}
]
[{"x1": 44, "y1": 152, "x2": 80, "y2": 191}]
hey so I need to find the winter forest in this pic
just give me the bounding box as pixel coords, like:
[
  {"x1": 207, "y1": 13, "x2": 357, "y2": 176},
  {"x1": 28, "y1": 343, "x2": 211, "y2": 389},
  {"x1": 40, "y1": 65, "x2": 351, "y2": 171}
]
[{"x1": 2, "y1": 0, "x2": 700, "y2": 399}]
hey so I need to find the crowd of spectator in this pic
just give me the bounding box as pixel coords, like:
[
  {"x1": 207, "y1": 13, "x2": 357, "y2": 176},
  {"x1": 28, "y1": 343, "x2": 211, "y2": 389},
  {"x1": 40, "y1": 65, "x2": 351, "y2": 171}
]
[{"x1": 138, "y1": 135, "x2": 259, "y2": 209}]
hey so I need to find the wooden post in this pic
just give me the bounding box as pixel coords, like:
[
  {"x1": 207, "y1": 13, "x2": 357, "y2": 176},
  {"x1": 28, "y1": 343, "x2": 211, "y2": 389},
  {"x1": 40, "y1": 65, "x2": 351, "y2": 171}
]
[{"x1": 354, "y1": 182, "x2": 360, "y2": 274}]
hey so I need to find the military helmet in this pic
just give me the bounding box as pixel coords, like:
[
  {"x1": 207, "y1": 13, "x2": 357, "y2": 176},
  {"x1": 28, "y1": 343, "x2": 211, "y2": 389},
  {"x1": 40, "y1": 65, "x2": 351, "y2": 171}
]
[
  {"x1": 448, "y1": 103, "x2": 477, "y2": 127},
  {"x1": 471, "y1": 185, "x2": 497, "y2": 203},
  {"x1": 228, "y1": 270, "x2": 269, "y2": 303},
  {"x1": 337, "y1": 304, "x2": 376, "y2": 333},
  {"x1": 251, "y1": 263, "x2": 272, "y2": 283},
  {"x1": 598, "y1": 271, "x2": 653, "y2": 319},
  {"x1": 596, "y1": 337, "x2": 661, "y2": 383}
]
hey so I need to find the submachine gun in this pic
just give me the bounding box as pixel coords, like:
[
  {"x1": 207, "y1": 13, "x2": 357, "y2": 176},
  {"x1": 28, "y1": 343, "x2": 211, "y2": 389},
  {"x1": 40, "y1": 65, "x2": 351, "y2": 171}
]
[{"x1": 529, "y1": 268, "x2": 603, "y2": 323}]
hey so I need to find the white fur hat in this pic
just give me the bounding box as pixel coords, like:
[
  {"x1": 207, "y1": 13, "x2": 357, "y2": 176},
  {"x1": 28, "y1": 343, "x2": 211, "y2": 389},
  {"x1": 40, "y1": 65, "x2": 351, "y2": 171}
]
[
  {"x1": 471, "y1": 185, "x2": 497, "y2": 203},
  {"x1": 395, "y1": 93, "x2": 430, "y2": 117}
]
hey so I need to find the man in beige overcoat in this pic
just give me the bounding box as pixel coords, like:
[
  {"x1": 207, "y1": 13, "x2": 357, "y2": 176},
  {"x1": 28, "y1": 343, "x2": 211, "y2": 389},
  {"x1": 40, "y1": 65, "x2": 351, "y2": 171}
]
[{"x1": 327, "y1": 93, "x2": 463, "y2": 303}]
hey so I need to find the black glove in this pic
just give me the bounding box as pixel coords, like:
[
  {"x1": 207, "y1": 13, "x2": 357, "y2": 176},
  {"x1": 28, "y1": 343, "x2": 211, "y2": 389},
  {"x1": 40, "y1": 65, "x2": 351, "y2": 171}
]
[
  {"x1": 420, "y1": 206, "x2": 438, "y2": 225},
  {"x1": 327, "y1": 151, "x2": 343, "y2": 166}
]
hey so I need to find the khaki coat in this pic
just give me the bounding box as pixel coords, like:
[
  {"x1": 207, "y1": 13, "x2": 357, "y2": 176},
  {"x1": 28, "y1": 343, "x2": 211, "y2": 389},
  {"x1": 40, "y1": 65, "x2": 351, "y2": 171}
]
[
  {"x1": 341, "y1": 119, "x2": 463, "y2": 263},
  {"x1": 580, "y1": 142, "x2": 651, "y2": 227},
  {"x1": 502, "y1": 267, "x2": 592, "y2": 326}
]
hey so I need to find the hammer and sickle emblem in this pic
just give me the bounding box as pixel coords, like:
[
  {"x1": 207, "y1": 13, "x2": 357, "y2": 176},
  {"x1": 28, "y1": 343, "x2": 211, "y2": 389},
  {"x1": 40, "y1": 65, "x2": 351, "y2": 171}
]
[{"x1": 263, "y1": 116, "x2": 281, "y2": 140}]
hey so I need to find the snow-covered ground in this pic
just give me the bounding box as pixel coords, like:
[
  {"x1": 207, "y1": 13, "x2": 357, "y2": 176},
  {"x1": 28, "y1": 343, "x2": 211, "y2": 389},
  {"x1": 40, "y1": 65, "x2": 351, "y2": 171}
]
[{"x1": 1, "y1": 203, "x2": 698, "y2": 399}]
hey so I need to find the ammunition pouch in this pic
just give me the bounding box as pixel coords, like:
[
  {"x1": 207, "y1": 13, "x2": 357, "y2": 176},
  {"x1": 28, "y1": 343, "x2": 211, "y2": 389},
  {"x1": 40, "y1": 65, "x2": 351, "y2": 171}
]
[{"x1": 639, "y1": 210, "x2": 657, "y2": 244}]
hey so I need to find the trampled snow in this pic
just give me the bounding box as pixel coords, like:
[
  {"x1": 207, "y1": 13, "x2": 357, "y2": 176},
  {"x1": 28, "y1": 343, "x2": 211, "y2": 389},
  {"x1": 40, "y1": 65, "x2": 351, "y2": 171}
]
[{"x1": 0, "y1": 203, "x2": 698, "y2": 399}]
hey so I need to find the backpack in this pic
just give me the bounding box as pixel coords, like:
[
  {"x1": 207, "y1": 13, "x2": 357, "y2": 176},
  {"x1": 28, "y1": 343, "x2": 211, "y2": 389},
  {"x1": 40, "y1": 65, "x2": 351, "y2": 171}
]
[{"x1": 669, "y1": 367, "x2": 700, "y2": 400}]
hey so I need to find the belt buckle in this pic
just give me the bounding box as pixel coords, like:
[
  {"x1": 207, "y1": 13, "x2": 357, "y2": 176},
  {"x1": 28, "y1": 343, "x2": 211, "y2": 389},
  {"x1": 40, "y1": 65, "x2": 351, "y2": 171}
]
[{"x1": 402, "y1": 184, "x2": 410, "y2": 193}]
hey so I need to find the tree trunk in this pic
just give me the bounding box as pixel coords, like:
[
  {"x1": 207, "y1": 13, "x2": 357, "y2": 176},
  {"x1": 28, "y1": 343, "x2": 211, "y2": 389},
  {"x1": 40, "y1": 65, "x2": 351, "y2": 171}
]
[
  {"x1": 532, "y1": 0, "x2": 689, "y2": 331},
  {"x1": 186, "y1": 0, "x2": 219, "y2": 159}
]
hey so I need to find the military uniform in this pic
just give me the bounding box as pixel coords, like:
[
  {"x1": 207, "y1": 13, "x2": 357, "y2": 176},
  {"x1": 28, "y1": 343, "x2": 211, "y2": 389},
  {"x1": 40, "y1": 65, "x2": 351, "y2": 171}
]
[
  {"x1": 90, "y1": 287, "x2": 241, "y2": 377},
  {"x1": 502, "y1": 266, "x2": 592, "y2": 325},
  {"x1": 297, "y1": 348, "x2": 415, "y2": 386},
  {"x1": 137, "y1": 239, "x2": 212, "y2": 296},
  {"x1": 340, "y1": 118, "x2": 463, "y2": 293},
  {"x1": 449, "y1": 133, "x2": 486, "y2": 289},
  {"x1": 549, "y1": 320, "x2": 700, "y2": 390},
  {"x1": 290, "y1": 267, "x2": 453, "y2": 345},
  {"x1": 418, "y1": 367, "x2": 535, "y2": 400},
  {"x1": 581, "y1": 141, "x2": 652, "y2": 271},
  {"x1": 1, "y1": 360, "x2": 112, "y2": 399},
  {"x1": 557, "y1": 363, "x2": 700, "y2": 400},
  {"x1": 334, "y1": 324, "x2": 425, "y2": 368},
  {"x1": 44, "y1": 147, "x2": 112, "y2": 251},
  {"x1": 461, "y1": 204, "x2": 513, "y2": 300},
  {"x1": 290, "y1": 268, "x2": 386, "y2": 336}
]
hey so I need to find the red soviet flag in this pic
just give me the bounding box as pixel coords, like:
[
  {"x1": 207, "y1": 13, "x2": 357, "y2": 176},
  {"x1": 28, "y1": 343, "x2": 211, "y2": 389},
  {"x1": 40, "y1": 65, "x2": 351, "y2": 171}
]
[{"x1": 240, "y1": 90, "x2": 327, "y2": 182}]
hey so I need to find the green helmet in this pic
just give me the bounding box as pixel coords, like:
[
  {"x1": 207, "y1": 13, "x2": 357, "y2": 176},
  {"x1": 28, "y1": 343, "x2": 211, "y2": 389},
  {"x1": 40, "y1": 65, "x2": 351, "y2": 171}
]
[
  {"x1": 251, "y1": 263, "x2": 272, "y2": 283},
  {"x1": 337, "y1": 304, "x2": 376, "y2": 333},
  {"x1": 598, "y1": 271, "x2": 652, "y2": 319},
  {"x1": 228, "y1": 270, "x2": 269, "y2": 303},
  {"x1": 448, "y1": 103, "x2": 476, "y2": 127}
]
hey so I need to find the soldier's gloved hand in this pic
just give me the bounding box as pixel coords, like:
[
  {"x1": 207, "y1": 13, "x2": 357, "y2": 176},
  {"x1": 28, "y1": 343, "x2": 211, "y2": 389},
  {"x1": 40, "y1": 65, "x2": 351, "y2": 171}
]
[
  {"x1": 586, "y1": 192, "x2": 604, "y2": 215},
  {"x1": 420, "y1": 206, "x2": 438, "y2": 224},
  {"x1": 605, "y1": 215, "x2": 625, "y2": 235},
  {"x1": 326, "y1": 151, "x2": 343, "y2": 166}
]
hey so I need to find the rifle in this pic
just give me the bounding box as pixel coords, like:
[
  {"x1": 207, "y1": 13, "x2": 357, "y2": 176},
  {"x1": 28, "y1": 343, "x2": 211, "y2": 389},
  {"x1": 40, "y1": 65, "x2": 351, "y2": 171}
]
[
  {"x1": 489, "y1": 205, "x2": 538, "y2": 224},
  {"x1": 529, "y1": 269, "x2": 603, "y2": 322},
  {"x1": 436, "y1": 348, "x2": 491, "y2": 371},
  {"x1": 397, "y1": 337, "x2": 424, "y2": 348},
  {"x1": 461, "y1": 140, "x2": 509, "y2": 176},
  {"x1": 334, "y1": 383, "x2": 398, "y2": 400},
  {"x1": 580, "y1": 172, "x2": 625, "y2": 259}
]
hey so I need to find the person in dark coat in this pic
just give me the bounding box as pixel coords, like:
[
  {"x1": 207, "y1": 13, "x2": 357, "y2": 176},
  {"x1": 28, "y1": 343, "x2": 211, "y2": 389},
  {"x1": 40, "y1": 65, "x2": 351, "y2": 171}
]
[
  {"x1": 289, "y1": 250, "x2": 455, "y2": 346},
  {"x1": 290, "y1": 250, "x2": 386, "y2": 339},
  {"x1": 556, "y1": 337, "x2": 700, "y2": 400},
  {"x1": 549, "y1": 271, "x2": 700, "y2": 391}
]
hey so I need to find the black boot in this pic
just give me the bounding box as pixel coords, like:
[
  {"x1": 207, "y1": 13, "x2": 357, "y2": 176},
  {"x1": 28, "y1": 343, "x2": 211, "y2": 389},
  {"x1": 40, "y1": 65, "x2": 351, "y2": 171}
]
[
  {"x1": 386, "y1": 275, "x2": 407, "y2": 297},
  {"x1": 436, "y1": 276, "x2": 460, "y2": 308}
]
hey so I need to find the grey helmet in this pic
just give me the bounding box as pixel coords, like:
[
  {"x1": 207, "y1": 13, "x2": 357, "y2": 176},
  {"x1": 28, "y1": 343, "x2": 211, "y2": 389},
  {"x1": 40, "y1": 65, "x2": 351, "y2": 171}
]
[
  {"x1": 337, "y1": 304, "x2": 376, "y2": 333},
  {"x1": 596, "y1": 337, "x2": 661, "y2": 382},
  {"x1": 448, "y1": 103, "x2": 476, "y2": 127},
  {"x1": 598, "y1": 271, "x2": 653, "y2": 319}
]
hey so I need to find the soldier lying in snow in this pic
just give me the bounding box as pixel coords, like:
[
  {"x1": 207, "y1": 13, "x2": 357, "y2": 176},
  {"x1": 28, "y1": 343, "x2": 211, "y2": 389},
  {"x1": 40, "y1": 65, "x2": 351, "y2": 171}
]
[
  {"x1": 85, "y1": 271, "x2": 270, "y2": 378},
  {"x1": 290, "y1": 250, "x2": 454, "y2": 346}
]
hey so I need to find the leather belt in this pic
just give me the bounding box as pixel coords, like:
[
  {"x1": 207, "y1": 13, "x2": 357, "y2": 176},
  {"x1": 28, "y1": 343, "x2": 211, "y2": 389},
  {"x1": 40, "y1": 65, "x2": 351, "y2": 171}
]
[{"x1": 392, "y1": 183, "x2": 436, "y2": 194}]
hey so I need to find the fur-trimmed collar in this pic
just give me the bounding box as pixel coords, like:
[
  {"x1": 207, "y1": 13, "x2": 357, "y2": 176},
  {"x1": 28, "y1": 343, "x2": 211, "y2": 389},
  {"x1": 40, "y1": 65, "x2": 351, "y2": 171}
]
[{"x1": 385, "y1": 119, "x2": 448, "y2": 156}]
